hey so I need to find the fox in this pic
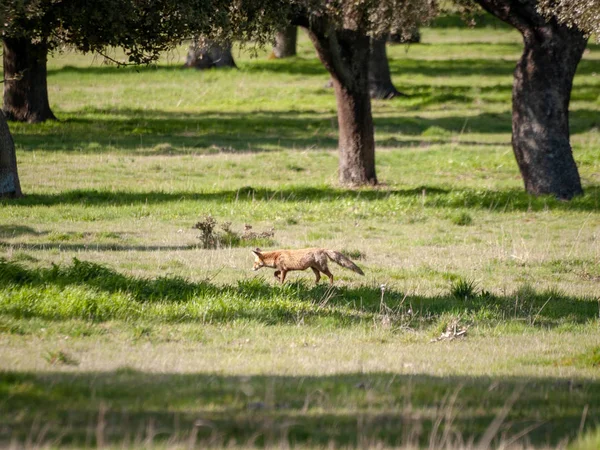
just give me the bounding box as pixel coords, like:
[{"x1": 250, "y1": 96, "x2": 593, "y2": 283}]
[{"x1": 251, "y1": 248, "x2": 364, "y2": 285}]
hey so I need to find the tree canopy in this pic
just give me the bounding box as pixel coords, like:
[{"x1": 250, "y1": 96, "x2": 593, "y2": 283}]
[
  {"x1": 538, "y1": 0, "x2": 600, "y2": 37},
  {"x1": 0, "y1": 0, "x2": 285, "y2": 65}
]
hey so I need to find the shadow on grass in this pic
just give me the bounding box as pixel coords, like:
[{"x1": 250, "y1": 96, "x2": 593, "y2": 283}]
[
  {"x1": 11, "y1": 105, "x2": 599, "y2": 154},
  {"x1": 1, "y1": 368, "x2": 598, "y2": 448},
  {"x1": 46, "y1": 52, "x2": 600, "y2": 78},
  {"x1": 3, "y1": 185, "x2": 600, "y2": 212},
  {"x1": 0, "y1": 241, "x2": 196, "y2": 252},
  {"x1": 0, "y1": 225, "x2": 43, "y2": 238},
  {"x1": 0, "y1": 258, "x2": 598, "y2": 326}
]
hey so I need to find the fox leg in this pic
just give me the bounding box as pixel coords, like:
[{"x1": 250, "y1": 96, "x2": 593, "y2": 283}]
[
  {"x1": 311, "y1": 267, "x2": 321, "y2": 284},
  {"x1": 279, "y1": 270, "x2": 288, "y2": 283},
  {"x1": 274, "y1": 270, "x2": 281, "y2": 281},
  {"x1": 322, "y1": 268, "x2": 334, "y2": 285}
]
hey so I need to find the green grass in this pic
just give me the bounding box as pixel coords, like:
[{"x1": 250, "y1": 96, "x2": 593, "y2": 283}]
[
  {"x1": 1, "y1": 258, "x2": 598, "y2": 328},
  {"x1": 1, "y1": 21, "x2": 600, "y2": 449}
]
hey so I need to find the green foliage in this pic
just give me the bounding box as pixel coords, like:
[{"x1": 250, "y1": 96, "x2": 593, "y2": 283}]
[
  {"x1": 450, "y1": 277, "x2": 479, "y2": 300},
  {"x1": 538, "y1": 0, "x2": 600, "y2": 38},
  {"x1": 451, "y1": 211, "x2": 473, "y2": 226},
  {"x1": 0, "y1": 0, "x2": 289, "y2": 64}
]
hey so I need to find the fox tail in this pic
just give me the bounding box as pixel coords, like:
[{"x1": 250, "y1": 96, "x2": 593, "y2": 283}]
[{"x1": 325, "y1": 250, "x2": 365, "y2": 276}]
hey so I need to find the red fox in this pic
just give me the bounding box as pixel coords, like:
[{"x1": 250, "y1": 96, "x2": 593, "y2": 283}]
[{"x1": 251, "y1": 248, "x2": 364, "y2": 285}]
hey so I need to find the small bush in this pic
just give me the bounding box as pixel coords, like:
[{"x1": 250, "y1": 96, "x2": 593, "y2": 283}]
[
  {"x1": 193, "y1": 216, "x2": 275, "y2": 249},
  {"x1": 450, "y1": 278, "x2": 479, "y2": 300},
  {"x1": 451, "y1": 211, "x2": 473, "y2": 226}
]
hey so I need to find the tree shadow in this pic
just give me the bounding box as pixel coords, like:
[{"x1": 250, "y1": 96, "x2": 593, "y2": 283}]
[
  {"x1": 0, "y1": 225, "x2": 44, "y2": 238},
  {"x1": 11, "y1": 106, "x2": 599, "y2": 154},
  {"x1": 1, "y1": 368, "x2": 598, "y2": 448},
  {"x1": 3, "y1": 185, "x2": 600, "y2": 212},
  {"x1": 0, "y1": 242, "x2": 196, "y2": 252},
  {"x1": 0, "y1": 258, "x2": 598, "y2": 326},
  {"x1": 388, "y1": 58, "x2": 600, "y2": 78},
  {"x1": 46, "y1": 53, "x2": 600, "y2": 78}
]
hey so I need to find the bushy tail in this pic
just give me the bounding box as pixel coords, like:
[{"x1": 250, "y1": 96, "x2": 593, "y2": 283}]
[{"x1": 325, "y1": 250, "x2": 365, "y2": 275}]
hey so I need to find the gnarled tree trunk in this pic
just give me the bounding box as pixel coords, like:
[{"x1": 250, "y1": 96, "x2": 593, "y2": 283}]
[
  {"x1": 475, "y1": 0, "x2": 587, "y2": 200},
  {"x1": 272, "y1": 26, "x2": 297, "y2": 58},
  {"x1": 184, "y1": 38, "x2": 236, "y2": 69},
  {"x1": 512, "y1": 25, "x2": 586, "y2": 199},
  {"x1": 303, "y1": 21, "x2": 376, "y2": 185},
  {"x1": 369, "y1": 38, "x2": 403, "y2": 100},
  {"x1": 0, "y1": 111, "x2": 22, "y2": 198},
  {"x1": 3, "y1": 38, "x2": 56, "y2": 123}
]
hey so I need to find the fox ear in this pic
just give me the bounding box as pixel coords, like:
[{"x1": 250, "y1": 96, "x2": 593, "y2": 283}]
[{"x1": 251, "y1": 248, "x2": 263, "y2": 258}]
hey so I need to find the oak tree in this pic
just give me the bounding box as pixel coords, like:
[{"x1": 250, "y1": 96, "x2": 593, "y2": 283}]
[
  {"x1": 292, "y1": 1, "x2": 436, "y2": 185},
  {"x1": 470, "y1": 0, "x2": 587, "y2": 199}
]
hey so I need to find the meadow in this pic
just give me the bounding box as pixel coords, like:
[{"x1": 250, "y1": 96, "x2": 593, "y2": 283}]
[{"x1": 1, "y1": 17, "x2": 600, "y2": 449}]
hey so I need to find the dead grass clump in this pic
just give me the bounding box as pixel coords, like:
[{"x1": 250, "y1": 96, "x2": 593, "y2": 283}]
[{"x1": 193, "y1": 215, "x2": 275, "y2": 249}]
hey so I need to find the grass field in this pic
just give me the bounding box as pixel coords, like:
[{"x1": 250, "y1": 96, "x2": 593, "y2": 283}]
[{"x1": 1, "y1": 18, "x2": 600, "y2": 449}]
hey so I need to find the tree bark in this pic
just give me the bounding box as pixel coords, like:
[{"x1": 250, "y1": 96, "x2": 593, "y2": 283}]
[
  {"x1": 0, "y1": 111, "x2": 22, "y2": 198},
  {"x1": 3, "y1": 38, "x2": 56, "y2": 123},
  {"x1": 474, "y1": 0, "x2": 587, "y2": 199},
  {"x1": 303, "y1": 22, "x2": 377, "y2": 185},
  {"x1": 184, "y1": 38, "x2": 236, "y2": 69},
  {"x1": 369, "y1": 38, "x2": 403, "y2": 100},
  {"x1": 272, "y1": 26, "x2": 297, "y2": 58}
]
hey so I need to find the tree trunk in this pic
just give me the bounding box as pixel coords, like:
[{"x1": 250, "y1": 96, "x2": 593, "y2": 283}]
[
  {"x1": 369, "y1": 38, "x2": 403, "y2": 100},
  {"x1": 184, "y1": 38, "x2": 236, "y2": 69},
  {"x1": 272, "y1": 26, "x2": 297, "y2": 58},
  {"x1": 512, "y1": 26, "x2": 586, "y2": 199},
  {"x1": 304, "y1": 23, "x2": 377, "y2": 185},
  {"x1": 3, "y1": 38, "x2": 56, "y2": 123},
  {"x1": 0, "y1": 111, "x2": 22, "y2": 198},
  {"x1": 475, "y1": 0, "x2": 587, "y2": 199},
  {"x1": 333, "y1": 77, "x2": 377, "y2": 185}
]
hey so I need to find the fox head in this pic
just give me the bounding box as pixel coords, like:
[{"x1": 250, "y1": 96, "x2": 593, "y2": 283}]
[{"x1": 251, "y1": 248, "x2": 264, "y2": 271}]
